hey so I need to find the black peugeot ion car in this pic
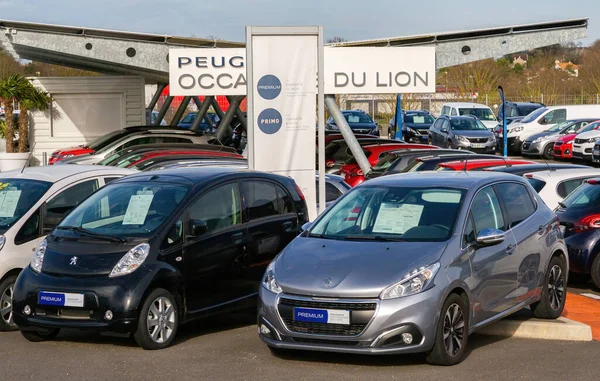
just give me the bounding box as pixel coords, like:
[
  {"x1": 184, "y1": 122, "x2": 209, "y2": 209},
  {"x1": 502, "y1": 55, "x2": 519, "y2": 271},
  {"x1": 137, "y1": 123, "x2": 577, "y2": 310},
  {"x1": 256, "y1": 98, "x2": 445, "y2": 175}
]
[{"x1": 12, "y1": 168, "x2": 308, "y2": 349}]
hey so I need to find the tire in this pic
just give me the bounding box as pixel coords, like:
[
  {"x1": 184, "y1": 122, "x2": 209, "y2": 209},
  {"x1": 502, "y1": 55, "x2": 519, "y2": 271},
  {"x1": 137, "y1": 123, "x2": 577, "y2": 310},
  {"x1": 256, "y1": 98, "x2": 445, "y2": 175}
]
[
  {"x1": 133, "y1": 288, "x2": 179, "y2": 350},
  {"x1": 426, "y1": 293, "x2": 469, "y2": 366},
  {"x1": 531, "y1": 256, "x2": 567, "y2": 319},
  {"x1": 20, "y1": 329, "x2": 60, "y2": 342},
  {"x1": 542, "y1": 143, "x2": 554, "y2": 160},
  {"x1": 0, "y1": 275, "x2": 18, "y2": 331},
  {"x1": 591, "y1": 255, "x2": 600, "y2": 290}
]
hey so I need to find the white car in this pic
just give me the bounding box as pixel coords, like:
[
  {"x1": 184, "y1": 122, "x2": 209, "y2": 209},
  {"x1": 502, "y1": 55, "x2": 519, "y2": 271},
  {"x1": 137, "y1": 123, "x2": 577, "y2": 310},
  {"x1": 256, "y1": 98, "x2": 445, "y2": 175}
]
[
  {"x1": 572, "y1": 129, "x2": 600, "y2": 161},
  {"x1": 524, "y1": 168, "x2": 600, "y2": 209},
  {"x1": 0, "y1": 165, "x2": 136, "y2": 331},
  {"x1": 439, "y1": 102, "x2": 498, "y2": 130}
]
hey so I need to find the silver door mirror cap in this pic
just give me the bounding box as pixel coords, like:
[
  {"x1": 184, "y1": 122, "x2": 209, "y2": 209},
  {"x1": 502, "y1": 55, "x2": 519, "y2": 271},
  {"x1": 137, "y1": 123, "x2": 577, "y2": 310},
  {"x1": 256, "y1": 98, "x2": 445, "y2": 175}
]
[
  {"x1": 476, "y1": 228, "x2": 505, "y2": 246},
  {"x1": 301, "y1": 222, "x2": 313, "y2": 232}
]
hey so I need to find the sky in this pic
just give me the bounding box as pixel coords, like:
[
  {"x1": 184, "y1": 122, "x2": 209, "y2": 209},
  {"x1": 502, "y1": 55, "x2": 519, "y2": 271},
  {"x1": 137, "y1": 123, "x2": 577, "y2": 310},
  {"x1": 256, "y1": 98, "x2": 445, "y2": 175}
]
[{"x1": 0, "y1": 0, "x2": 598, "y2": 45}]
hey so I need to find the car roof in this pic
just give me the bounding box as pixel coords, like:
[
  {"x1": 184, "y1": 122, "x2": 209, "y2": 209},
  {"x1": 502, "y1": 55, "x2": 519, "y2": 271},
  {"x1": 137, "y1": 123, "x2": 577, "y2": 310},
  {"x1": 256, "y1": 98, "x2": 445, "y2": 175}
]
[
  {"x1": 484, "y1": 163, "x2": 589, "y2": 173},
  {"x1": 417, "y1": 153, "x2": 496, "y2": 162},
  {"x1": 113, "y1": 167, "x2": 281, "y2": 186},
  {"x1": 367, "y1": 171, "x2": 521, "y2": 189},
  {"x1": 507, "y1": 102, "x2": 544, "y2": 107},
  {"x1": 440, "y1": 159, "x2": 533, "y2": 168},
  {"x1": 442, "y1": 102, "x2": 491, "y2": 108},
  {"x1": 527, "y1": 168, "x2": 600, "y2": 181},
  {"x1": 0, "y1": 165, "x2": 136, "y2": 183}
]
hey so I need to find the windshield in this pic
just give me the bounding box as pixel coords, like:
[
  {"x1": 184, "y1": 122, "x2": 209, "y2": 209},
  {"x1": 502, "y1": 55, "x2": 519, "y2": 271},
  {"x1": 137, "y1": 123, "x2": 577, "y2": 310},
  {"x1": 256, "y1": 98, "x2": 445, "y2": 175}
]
[
  {"x1": 458, "y1": 108, "x2": 496, "y2": 121},
  {"x1": 59, "y1": 182, "x2": 190, "y2": 238},
  {"x1": 547, "y1": 121, "x2": 574, "y2": 133},
  {"x1": 344, "y1": 112, "x2": 373, "y2": 124},
  {"x1": 115, "y1": 153, "x2": 145, "y2": 168},
  {"x1": 404, "y1": 114, "x2": 435, "y2": 125},
  {"x1": 562, "y1": 183, "x2": 600, "y2": 208},
  {"x1": 88, "y1": 130, "x2": 130, "y2": 151},
  {"x1": 309, "y1": 186, "x2": 466, "y2": 242},
  {"x1": 180, "y1": 113, "x2": 196, "y2": 124},
  {"x1": 516, "y1": 106, "x2": 542, "y2": 117},
  {"x1": 521, "y1": 107, "x2": 548, "y2": 123},
  {"x1": 0, "y1": 179, "x2": 52, "y2": 234},
  {"x1": 577, "y1": 122, "x2": 600, "y2": 133},
  {"x1": 373, "y1": 153, "x2": 400, "y2": 170},
  {"x1": 450, "y1": 118, "x2": 488, "y2": 130}
]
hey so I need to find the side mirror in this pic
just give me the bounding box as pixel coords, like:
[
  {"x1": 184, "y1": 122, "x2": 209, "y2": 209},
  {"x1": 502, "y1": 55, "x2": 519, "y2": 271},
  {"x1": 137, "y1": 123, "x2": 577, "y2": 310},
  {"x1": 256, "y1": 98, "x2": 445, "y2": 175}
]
[
  {"x1": 189, "y1": 219, "x2": 208, "y2": 236},
  {"x1": 440, "y1": 127, "x2": 448, "y2": 133},
  {"x1": 476, "y1": 228, "x2": 505, "y2": 246},
  {"x1": 301, "y1": 222, "x2": 313, "y2": 232}
]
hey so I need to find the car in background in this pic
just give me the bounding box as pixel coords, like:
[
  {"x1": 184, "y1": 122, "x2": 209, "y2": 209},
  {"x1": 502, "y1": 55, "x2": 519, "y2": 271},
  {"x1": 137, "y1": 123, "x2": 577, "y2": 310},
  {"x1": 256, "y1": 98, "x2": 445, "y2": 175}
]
[
  {"x1": 555, "y1": 179, "x2": 600, "y2": 288},
  {"x1": 554, "y1": 121, "x2": 600, "y2": 160},
  {"x1": 439, "y1": 102, "x2": 498, "y2": 130},
  {"x1": 483, "y1": 163, "x2": 590, "y2": 177},
  {"x1": 0, "y1": 165, "x2": 136, "y2": 332},
  {"x1": 521, "y1": 119, "x2": 596, "y2": 160},
  {"x1": 429, "y1": 115, "x2": 495, "y2": 153},
  {"x1": 497, "y1": 102, "x2": 545, "y2": 125},
  {"x1": 339, "y1": 143, "x2": 434, "y2": 186},
  {"x1": 366, "y1": 149, "x2": 467, "y2": 180},
  {"x1": 258, "y1": 172, "x2": 567, "y2": 365},
  {"x1": 404, "y1": 154, "x2": 503, "y2": 173},
  {"x1": 316, "y1": 173, "x2": 350, "y2": 210},
  {"x1": 524, "y1": 168, "x2": 600, "y2": 209},
  {"x1": 437, "y1": 159, "x2": 534, "y2": 172},
  {"x1": 388, "y1": 110, "x2": 435, "y2": 142},
  {"x1": 149, "y1": 111, "x2": 167, "y2": 126},
  {"x1": 112, "y1": 150, "x2": 243, "y2": 170},
  {"x1": 323, "y1": 138, "x2": 401, "y2": 174},
  {"x1": 592, "y1": 141, "x2": 600, "y2": 164},
  {"x1": 58, "y1": 130, "x2": 208, "y2": 165},
  {"x1": 326, "y1": 110, "x2": 379, "y2": 135},
  {"x1": 141, "y1": 158, "x2": 247, "y2": 172},
  {"x1": 177, "y1": 112, "x2": 220, "y2": 132},
  {"x1": 572, "y1": 123, "x2": 600, "y2": 161},
  {"x1": 13, "y1": 168, "x2": 308, "y2": 349}
]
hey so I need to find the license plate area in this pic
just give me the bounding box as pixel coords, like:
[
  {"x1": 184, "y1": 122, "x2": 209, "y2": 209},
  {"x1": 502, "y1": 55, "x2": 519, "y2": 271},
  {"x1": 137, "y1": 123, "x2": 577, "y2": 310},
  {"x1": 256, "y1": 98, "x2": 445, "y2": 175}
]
[
  {"x1": 471, "y1": 143, "x2": 485, "y2": 148},
  {"x1": 294, "y1": 307, "x2": 350, "y2": 325},
  {"x1": 38, "y1": 291, "x2": 85, "y2": 308}
]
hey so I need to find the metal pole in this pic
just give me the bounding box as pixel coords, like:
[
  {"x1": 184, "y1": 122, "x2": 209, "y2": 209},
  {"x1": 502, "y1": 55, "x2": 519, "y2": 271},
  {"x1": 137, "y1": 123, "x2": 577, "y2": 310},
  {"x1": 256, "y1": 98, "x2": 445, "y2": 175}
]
[
  {"x1": 597, "y1": 94, "x2": 599, "y2": 104},
  {"x1": 170, "y1": 96, "x2": 191, "y2": 126},
  {"x1": 154, "y1": 96, "x2": 173, "y2": 126},
  {"x1": 216, "y1": 96, "x2": 244, "y2": 143},
  {"x1": 325, "y1": 94, "x2": 371, "y2": 176},
  {"x1": 147, "y1": 83, "x2": 166, "y2": 112},
  {"x1": 190, "y1": 96, "x2": 213, "y2": 131},
  {"x1": 395, "y1": 94, "x2": 402, "y2": 141},
  {"x1": 317, "y1": 26, "x2": 325, "y2": 216},
  {"x1": 211, "y1": 98, "x2": 225, "y2": 120},
  {"x1": 498, "y1": 86, "x2": 507, "y2": 157},
  {"x1": 227, "y1": 95, "x2": 247, "y2": 131}
]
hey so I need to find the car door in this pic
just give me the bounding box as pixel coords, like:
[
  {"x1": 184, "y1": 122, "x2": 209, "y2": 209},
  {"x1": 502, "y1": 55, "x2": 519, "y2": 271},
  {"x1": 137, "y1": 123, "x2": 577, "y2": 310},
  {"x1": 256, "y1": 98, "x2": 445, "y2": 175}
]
[
  {"x1": 495, "y1": 182, "x2": 542, "y2": 301},
  {"x1": 463, "y1": 185, "x2": 519, "y2": 325},
  {"x1": 440, "y1": 119, "x2": 451, "y2": 147},
  {"x1": 180, "y1": 181, "x2": 248, "y2": 312},
  {"x1": 242, "y1": 179, "x2": 298, "y2": 291},
  {"x1": 430, "y1": 119, "x2": 441, "y2": 145}
]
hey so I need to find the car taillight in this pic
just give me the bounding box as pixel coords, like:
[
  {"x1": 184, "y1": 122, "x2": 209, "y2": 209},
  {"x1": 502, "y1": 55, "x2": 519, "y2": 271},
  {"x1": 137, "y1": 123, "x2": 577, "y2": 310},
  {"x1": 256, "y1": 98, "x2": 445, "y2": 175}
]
[
  {"x1": 586, "y1": 179, "x2": 600, "y2": 185},
  {"x1": 295, "y1": 184, "x2": 305, "y2": 201},
  {"x1": 326, "y1": 160, "x2": 335, "y2": 168},
  {"x1": 350, "y1": 170, "x2": 364, "y2": 177},
  {"x1": 574, "y1": 214, "x2": 600, "y2": 233},
  {"x1": 525, "y1": 174, "x2": 533, "y2": 178}
]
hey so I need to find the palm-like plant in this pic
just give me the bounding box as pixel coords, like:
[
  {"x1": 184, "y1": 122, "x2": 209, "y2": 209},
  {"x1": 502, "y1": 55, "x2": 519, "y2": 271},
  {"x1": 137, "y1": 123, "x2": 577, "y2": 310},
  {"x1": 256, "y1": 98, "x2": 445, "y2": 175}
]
[{"x1": 17, "y1": 86, "x2": 50, "y2": 152}]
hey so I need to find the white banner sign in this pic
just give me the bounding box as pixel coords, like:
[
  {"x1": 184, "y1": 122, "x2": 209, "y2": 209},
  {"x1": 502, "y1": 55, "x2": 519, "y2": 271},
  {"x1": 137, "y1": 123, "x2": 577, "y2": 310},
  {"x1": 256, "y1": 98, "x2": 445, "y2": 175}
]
[
  {"x1": 248, "y1": 32, "x2": 318, "y2": 219},
  {"x1": 169, "y1": 46, "x2": 435, "y2": 96},
  {"x1": 169, "y1": 48, "x2": 246, "y2": 96}
]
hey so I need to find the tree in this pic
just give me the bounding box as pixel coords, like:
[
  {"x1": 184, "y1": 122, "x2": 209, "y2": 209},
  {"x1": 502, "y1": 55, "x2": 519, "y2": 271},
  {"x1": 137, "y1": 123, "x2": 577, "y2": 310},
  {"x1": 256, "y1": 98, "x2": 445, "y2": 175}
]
[
  {"x1": 327, "y1": 36, "x2": 347, "y2": 44},
  {"x1": 17, "y1": 86, "x2": 50, "y2": 152}
]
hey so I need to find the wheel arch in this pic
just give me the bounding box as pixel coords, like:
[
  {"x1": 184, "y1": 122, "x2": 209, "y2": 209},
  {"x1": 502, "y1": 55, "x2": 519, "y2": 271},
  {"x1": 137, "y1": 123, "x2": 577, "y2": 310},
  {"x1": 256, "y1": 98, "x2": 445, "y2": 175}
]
[
  {"x1": 140, "y1": 269, "x2": 186, "y2": 320},
  {"x1": 0, "y1": 268, "x2": 23, "y2": 283}
]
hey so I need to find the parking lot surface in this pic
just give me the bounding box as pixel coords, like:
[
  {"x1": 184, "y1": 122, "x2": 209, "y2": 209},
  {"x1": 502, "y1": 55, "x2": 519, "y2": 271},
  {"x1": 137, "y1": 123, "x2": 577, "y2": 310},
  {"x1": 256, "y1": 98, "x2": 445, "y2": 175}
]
[{"x1": 1, "y1": 312, "x2": 599, "y2": 381}]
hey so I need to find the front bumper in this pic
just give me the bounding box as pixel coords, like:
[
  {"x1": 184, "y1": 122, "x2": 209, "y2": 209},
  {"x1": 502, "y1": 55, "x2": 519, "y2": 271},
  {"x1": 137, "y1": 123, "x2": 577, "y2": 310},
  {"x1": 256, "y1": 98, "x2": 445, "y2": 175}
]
[
  {"x1": 257, "y1": 287, "x2": 439, "y2": 355},
  {"x1": 12, "y1": 266, "x2": 154, "y2": 334},
  {"x1": 564, "y1": 230, "x2": 600, "y2": 274},
  {"x1": 497, "y1": 136, "x2": 521, "y2": 153},
  {"x1": 521, "y1": 140, "x2": 552, "y2": 156},
  {"x1": 553, "y1": 143, "x2": 573, "y2": 159},
  {"x1": 592, "y1": 146, "x2": 600, "y2": 163},
  {"x1": 455, "y1": 139, "x2": 496, "y2": 154},
  {"x1": 572, "y1": 143, "x2": 594, "y2": 161}
]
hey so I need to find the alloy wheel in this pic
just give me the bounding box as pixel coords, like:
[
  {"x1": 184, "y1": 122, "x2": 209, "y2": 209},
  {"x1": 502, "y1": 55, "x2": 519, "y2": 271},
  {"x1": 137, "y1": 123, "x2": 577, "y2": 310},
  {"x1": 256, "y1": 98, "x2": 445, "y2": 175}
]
[
  {"x1": 443, "y1": 303, "x2": 465, "y2": 357},
  {"x1": 0, "y1": 283, "x2": 14, "y2": 326},
  {"x1": 146, "y1": 296, "x2": 176, "y2": 344},
  {"x1": 548, "y1": 264, "x2": 565, "y2": 311}
]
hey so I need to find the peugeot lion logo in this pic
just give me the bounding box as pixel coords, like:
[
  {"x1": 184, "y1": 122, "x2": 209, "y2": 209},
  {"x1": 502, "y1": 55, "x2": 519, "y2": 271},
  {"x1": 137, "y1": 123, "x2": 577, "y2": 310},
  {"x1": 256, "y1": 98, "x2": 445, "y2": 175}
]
[
  {"x1": 69, "y1": 256, "x2": 78, "y2": 266},
  {"x1": 323, "y1": 278, "x2": 334, "y2": 288}
]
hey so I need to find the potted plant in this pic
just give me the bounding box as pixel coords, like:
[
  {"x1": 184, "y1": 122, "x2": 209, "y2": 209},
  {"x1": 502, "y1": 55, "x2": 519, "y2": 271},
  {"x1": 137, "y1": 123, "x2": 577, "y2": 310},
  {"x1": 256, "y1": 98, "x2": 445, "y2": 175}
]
[{"x1": 0, "y1": 74, "x2": 50, "y2": 170}]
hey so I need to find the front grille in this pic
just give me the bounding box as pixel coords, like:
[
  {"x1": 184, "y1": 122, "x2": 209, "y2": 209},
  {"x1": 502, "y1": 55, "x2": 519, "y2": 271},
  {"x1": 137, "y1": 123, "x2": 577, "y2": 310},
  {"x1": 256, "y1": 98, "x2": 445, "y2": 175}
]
[
  {"x1": 283, "y1": 319, "x2": 366, "y2": 335},
  {"x1": 555, "y1": 141, "x2": 563, "y2": 147},
  {"x1": 279, "y1": 298, "x2": 376, "y2": 310},
  {"x1": 418, "y1": 130, "x2": 429, "y2": 135},
  {"x1": 291, "y1": 337, "x2": 360, "y2": 346},
  {"x1": 469, "y1": 137, "x2": 488, "y2": 143},
  {"x1": 575, "y1": 138, "x2": 585, "y2": 144}
]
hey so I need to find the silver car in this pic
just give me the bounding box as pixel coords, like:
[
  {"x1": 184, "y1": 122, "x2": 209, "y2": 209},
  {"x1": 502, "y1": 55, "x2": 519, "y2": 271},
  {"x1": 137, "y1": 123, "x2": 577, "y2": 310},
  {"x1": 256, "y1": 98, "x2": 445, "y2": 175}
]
[
  {"x1": 429, "y1": 116, "x2": 496, "y2": 154},
  {"x1": 258, "y1": 172, "x2": 567, "y2": 365},
  {"x1": 521, "y1": 119, "x2": 594, "y2": 159}
]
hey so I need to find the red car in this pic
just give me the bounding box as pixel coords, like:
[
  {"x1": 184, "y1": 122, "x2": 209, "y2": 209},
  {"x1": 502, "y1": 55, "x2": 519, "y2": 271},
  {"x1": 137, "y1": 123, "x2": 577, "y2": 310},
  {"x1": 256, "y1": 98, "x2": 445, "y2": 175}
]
[
  {"x1": 554, "y1": 121, "x2": 600, "y2": 159},
  {"x1": 341, "y1": 143, "x2": 434, "y2": 187},
  {"x1": 118, "y1": 150, "x2": 243, "y2": 170},
  {"x1": 437, "y1": 158, "x2": 535, "y2": 171}
]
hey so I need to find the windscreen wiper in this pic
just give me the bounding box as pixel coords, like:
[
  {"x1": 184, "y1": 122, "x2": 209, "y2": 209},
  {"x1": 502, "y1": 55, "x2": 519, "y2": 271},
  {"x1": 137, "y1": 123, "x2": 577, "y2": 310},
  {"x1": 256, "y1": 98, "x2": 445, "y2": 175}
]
[
  {"x1": 57, "y1": 226, "x2": 127, "y2": 243},
  {"x1": 557, "y1": 201, "x2": 567, "y2": 209}
]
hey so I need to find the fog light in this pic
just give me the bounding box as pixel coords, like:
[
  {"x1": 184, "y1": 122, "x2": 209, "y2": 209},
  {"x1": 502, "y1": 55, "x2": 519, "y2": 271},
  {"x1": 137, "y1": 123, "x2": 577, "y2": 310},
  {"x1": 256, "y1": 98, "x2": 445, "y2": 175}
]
[
  {"x1": 402, "y1": 333, "x2": 413, "y2": 344},
  {"x1": 260, "y1": 324, "x2": 271, "y2": 336},
  {"x1": 23, "y1": 305, "x2": 31, "y2": 316},
  {"x1": 104, "y1": 310, "x2": 113, "y2": 321}
]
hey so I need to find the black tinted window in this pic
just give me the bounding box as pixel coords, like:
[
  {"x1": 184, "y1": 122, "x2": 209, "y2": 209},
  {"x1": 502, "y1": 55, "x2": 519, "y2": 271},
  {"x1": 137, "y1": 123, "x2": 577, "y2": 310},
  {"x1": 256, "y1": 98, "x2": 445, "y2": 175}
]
[
  {"x1": 496, "y1": 183, "x2": 535, "y2": 228},
  {"x1": 471, "y1": 187, "x2": 505, "y2": 232},
  {"x1": 244, "y1": 181, "x2": 290, "y2": 220},
  {"x1": 557, "y1": 178, "x2": 588, "y2": 199},
  {"x1": 190, "y1": 183, "x2": 241, "y2": 233},
  {"x1": 45, "y1": 179, "x2": 99, "y2": 231},
  {"x1": 15, "y1": 208, "x2": 41, "y2": 244},
  {"x1": 527, "y1": 178, "x2": 546, "y2": 192},
  {"x1": 464, "y1": 213, "x2": 475, "y2": 245}
]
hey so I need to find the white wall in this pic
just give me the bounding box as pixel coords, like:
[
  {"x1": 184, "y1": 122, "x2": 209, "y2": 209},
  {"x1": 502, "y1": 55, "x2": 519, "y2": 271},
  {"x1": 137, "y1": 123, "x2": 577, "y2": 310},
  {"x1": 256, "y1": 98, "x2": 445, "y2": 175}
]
[{"x1": 30, "y1": 76, "x2": 145, "y2": 165}]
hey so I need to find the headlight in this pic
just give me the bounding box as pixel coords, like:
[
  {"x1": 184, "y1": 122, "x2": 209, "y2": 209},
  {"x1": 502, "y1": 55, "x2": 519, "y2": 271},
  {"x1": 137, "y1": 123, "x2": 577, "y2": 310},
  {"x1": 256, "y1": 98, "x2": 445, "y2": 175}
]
[
  {"x1": 565, "y1": 140, "x2": 574, "y2": 144},
  {"x1": 262, "y1": 261, "x2": 282, "y2": 294},
  {"x1": 380, "y1": 263, "x2": 440, "y2": 300},
  {"x1": 30, "y1": 239, "x2": 47, "y2": 274},
  {"x1": 0, "y1": 235, "x2": 4, "y2": 251},
  {"x1": 455, "y1": 135, "x2": 469, "y2": 142},
  {"x1": 532, "y1": 137, "x2": 543, "y2": 144},
  {"x1": 109, "y1": 243, "x2": 150, "y2": 277},
  {"x1": 510, "y1": 127, "x2": 524, "y2": 134},
  {"x1": 588, "y1": 138, "x2": 598, "y2": 143},
  {"x1": 405, "y1": 127, "x2": 418, "y2": 135},
  {"x1": 488, "y1": 136, "x2": 495, "y2": 142}
]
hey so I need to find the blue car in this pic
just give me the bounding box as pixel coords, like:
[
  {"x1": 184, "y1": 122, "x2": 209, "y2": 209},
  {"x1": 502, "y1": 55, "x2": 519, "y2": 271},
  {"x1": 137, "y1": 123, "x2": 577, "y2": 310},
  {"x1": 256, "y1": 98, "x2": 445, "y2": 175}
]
[
  {"x1": 326, "y1": 110, "x2": 379, "y2": 135},
  {"x1": 177, "y1": 112, "x2": 220, "y2": 132}
]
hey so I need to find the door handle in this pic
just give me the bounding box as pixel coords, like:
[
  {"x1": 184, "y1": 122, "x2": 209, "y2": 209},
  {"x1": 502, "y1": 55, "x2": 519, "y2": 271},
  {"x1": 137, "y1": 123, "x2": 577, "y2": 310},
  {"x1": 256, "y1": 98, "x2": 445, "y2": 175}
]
[
  {"x1": 506, "y1": 244, "x2": 516, "y2": 255},
  {"x1": 538, "y1": 225, "x2": 546, "y2": 234},
  {"x1": 231, "y1": 232, "x2": 244, "y2": 243},
  {"x1": 282, "y1": 221, "x2": 293, "y2": 232}
]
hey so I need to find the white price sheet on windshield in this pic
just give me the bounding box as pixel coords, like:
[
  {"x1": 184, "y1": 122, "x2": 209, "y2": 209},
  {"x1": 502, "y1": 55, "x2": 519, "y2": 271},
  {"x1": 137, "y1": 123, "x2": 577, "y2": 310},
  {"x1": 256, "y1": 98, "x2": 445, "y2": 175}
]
[
  {"x1": 122, "y1": 194, "x2": 154, "y2": 225},
  {"x1": 372, "y1": 203, "x2": 424, "y2": 234},
  {"x1": 0, "y1": 190, "x2": 22, "y2": 218}
]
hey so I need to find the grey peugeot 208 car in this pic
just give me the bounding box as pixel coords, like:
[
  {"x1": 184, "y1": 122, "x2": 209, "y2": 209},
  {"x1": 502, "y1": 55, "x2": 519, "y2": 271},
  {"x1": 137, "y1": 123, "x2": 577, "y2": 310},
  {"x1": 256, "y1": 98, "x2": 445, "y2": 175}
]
[{"x1": 258, "y1": 172, "x2": 568, "y2": 365}]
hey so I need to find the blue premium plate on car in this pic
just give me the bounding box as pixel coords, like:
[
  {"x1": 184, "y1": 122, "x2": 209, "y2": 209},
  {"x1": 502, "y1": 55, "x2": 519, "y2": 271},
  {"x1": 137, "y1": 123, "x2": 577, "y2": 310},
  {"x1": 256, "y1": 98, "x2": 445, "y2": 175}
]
[
  {"x1": 38, "y1": 291, "x2": 84, "y2": 307},
  {"x1": 293, "y1": 307, "x2": 350, "y2": 325}
]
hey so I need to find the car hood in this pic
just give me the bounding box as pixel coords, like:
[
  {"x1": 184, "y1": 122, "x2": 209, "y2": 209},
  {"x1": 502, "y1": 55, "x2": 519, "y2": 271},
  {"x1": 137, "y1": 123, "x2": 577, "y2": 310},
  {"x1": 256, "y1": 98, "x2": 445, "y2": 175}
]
[
  {"x1": 575, "y1": 130, "x2": 600, "y2": 139},
  {"x1": 453, "y1": 130, "x2": 493, "y2": 138},
  {"x1": 557, "y1": 133, "x2": 577, "y2": 143},
  {"x1": 527, "y1": 131, "x2": 557, "y2": 141},
  {"x1": 274, "y1": 237, "x2": 448, "y2": 298},
  {"x1": 480, "y1": 120, "x2": 498, "y2": 129}
]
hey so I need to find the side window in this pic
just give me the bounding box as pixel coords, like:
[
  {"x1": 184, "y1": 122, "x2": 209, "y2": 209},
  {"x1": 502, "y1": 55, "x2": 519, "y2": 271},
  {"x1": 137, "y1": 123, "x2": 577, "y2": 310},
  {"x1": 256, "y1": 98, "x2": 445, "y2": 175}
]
[
  {"x1": 441, "y1": 106, "x2": 449, "y2": 115},
  {"x1": 326, "y1": 182, "x2": 342, "y2": 202},
  {"x1": 189, "y1": 183, "x2": 241, "y2": 234},
  {"x1": 120, "y1": 137, "x2": 159, "y2": 151},
  {"x1": 450, "y1": 108, "x2": 458, "y2": 116},
  {"x1": 162, "y1": 137, "x2": 193, "y2": 144},
  {"x1": 543, "y1": 109, "x2": 567, "y2": 125},
  {"x1": 275, "y1": 184, "x2": 294, "y2": 214},
  {"x1": 15, "y1": 208, "x2": 41, "y2": 244},
  {"x1": 463, "y1": 213, "x2": 476, "y2": 245},
  {"x1": 471, "y1": 186, "x2": 505, "y2": 234},
  {"x1": 44, "y1": 179, "x2": 99, "y2": 231},
  {"x1": 557, "y1": 178, "x2": 587, "y2": 199},
  {"x1": 243, "y1": 181, "x2": 282, "y2": 220},
  {"x1": 496, "y1": 183, "x2": 536, "y2": 228},
  {"x1": 441, "y1": 120, "x2": 450, "y2": 131},
  {"x1": 104, "y1": 177, "x2": 120, "y2": 184},
  {"x1": 161, "y1": 219, "x2": 183, "y2": 250}
]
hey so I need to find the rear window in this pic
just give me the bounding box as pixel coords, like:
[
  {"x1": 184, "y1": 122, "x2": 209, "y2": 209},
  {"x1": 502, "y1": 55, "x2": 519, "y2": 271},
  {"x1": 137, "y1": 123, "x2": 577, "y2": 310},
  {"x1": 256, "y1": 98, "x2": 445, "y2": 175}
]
[
  {"x1": 526, "y1": 177, "x2": 546, "y2": 192},
  {"x1": 563, "y1": 182, "x2": 600, "y2": 208}
]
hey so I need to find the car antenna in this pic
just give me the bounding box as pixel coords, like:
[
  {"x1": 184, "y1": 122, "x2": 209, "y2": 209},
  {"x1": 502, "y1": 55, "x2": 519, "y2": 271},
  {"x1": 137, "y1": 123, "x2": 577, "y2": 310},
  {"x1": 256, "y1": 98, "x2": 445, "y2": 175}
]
[
  {"x1": 462, "y1": 155, "x2": 468, "y2": 173},
  {"x1": 20, "y1": 143, "x2": 36, "y2": 174}
]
